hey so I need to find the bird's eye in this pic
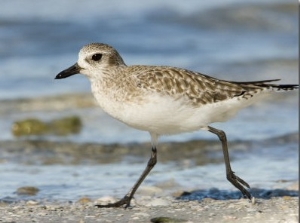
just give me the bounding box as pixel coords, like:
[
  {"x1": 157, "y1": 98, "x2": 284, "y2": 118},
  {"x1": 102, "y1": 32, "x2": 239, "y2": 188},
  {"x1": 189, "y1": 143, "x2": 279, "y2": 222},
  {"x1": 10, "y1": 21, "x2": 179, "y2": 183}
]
[{"x1": 92, "y1": 54, "x2": 102, "y2": 61}]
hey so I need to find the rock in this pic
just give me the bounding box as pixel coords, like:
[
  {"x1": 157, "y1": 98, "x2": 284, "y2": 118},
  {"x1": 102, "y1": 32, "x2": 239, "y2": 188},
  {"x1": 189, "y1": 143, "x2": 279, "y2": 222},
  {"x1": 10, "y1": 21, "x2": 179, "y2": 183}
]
[
  {"x1": 12, "y1": 119, "x2": 47, "y2": 136},
  {"x1": 16, "y1": 186, "x2": 39, "y2": 196},
  {"x1": 50, "y1": 116, "x2": 82, "y2": 135},
  {"x1": 11, "y1": 116, "x2": 82, "y2": 137}
]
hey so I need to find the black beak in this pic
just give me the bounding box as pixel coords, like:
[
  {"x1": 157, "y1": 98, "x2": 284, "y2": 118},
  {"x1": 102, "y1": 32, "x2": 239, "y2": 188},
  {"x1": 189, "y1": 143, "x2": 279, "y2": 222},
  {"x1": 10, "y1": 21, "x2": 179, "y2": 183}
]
[{"x1": 55, "y1": 63, "x2": 81, "y2": 79}]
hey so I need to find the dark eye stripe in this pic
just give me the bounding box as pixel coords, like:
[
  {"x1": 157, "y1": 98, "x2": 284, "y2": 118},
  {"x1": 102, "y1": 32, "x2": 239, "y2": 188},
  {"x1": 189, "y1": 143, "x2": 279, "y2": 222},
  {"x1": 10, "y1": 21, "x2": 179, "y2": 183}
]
[{"x1": 92, "y1": 54, "x2": 102, "y2": 61}]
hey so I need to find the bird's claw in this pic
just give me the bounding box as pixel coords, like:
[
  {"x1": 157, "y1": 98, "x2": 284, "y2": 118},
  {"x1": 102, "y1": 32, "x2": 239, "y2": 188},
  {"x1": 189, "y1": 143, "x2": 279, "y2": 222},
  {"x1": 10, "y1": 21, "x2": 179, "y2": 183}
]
[{"x1": 95, "y1": 195, "x2": 132, "y2": 209}]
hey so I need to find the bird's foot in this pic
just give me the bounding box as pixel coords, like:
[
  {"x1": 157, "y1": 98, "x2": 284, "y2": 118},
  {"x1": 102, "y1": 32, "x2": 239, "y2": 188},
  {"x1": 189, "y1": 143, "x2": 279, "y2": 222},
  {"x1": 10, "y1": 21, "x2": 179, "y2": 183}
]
[
  {"x1": 95, "y1": 195, "x2": 132, "y2": 209},
  {"x1": 227, "y1": 171, "x2": 252, "y2": 200}
]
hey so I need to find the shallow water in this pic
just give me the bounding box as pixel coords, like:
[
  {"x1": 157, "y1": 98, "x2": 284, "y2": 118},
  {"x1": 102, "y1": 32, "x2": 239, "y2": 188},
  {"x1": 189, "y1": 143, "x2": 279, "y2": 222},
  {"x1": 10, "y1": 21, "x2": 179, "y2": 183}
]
[
  {"x1": 0, "y1": 135, "x2": 297, "y2": 202},
  {"x1": 0, "y1": 0, "x2": 298, "y2": 202}
]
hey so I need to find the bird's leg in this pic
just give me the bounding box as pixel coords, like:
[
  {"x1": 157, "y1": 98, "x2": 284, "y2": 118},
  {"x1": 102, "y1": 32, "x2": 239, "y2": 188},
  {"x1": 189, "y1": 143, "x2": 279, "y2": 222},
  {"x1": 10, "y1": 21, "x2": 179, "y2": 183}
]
[
  {"x1": 208, "y1": 126, "x2": 252, "y2": 199},
  {"x1": 96, "y1": 146, "x2": 157, "y2": 208}
]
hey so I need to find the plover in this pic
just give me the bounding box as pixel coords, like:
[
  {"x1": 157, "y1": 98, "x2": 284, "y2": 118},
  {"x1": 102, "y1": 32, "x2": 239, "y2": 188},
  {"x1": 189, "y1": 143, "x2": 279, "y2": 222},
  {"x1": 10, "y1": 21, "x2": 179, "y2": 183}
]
[{"x1": 55, "y1": 43, "x2": 298, "y2": 208}]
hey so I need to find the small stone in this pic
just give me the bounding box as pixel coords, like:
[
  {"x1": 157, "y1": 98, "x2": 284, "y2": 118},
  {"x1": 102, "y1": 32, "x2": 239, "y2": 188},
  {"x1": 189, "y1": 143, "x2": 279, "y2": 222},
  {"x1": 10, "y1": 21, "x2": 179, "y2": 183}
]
[
  {"x1": 208, "y1": 212, "x2": 215, "y2": 217},
  {"x1": 77, "y1": 197, "x2": 92, "y2": 204},
  {"x1": 151, "y1": 216, "x2": 188, "y2": 223},
  {"x1": 223, "y1": 215, "x2": 237, "y2": 220},
  {"x1": 247, "y1": 208, "x2": 257, "y2": 213},
  {"x1": 26, "y1": 200, "x2": 39, "y2": 205},
  {"x1": 94, "y1": 196, "x2": 117, "y2": 206},
  {"x1": 44, "y1": 205, "x2": 63, "y2": 211}
]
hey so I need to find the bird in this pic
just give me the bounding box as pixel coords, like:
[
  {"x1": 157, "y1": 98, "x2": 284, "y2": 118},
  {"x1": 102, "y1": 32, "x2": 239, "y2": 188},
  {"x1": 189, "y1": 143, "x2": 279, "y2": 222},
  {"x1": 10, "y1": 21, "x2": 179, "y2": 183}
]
[{"x1": 55, "y1": 43, "x2": 298, "y2": 208}]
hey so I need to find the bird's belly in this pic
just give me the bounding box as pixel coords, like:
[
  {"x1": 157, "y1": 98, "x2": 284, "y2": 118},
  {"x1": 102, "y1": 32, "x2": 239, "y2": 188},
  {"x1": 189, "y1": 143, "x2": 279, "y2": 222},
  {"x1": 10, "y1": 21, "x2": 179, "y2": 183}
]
[
  {"x1": 116, "y1": 106, "x2": 205, "y2": 135},
  {"x1": 94, "y1": 92, "x2": 243, "y2": 135}
]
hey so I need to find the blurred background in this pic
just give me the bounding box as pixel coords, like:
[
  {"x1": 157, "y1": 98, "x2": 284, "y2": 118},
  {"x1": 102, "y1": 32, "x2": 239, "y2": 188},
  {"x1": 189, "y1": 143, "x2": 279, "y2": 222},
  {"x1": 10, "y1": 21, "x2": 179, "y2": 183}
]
[{"x1": 0, "y1": 0, "x2": 298, "y2": 202}]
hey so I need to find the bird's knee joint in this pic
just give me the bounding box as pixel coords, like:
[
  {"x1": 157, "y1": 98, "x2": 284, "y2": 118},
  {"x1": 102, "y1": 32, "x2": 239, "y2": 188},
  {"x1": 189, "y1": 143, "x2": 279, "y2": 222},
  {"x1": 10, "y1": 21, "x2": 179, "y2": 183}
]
[
  {"x1": 226, "y1": 171, "x2": 234, "y2": 180},
  {"x1": 147, "y1": 158, "x2": 157, "y2": 167},
  {"x1": 218, "y1": 131, "x2": 227, "y2": 141}
]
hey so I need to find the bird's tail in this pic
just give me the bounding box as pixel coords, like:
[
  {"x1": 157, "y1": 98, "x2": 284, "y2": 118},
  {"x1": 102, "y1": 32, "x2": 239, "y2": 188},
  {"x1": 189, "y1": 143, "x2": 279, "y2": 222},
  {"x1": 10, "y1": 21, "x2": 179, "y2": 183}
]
[{"x1": 232, "y1": 79, "x2": 299, "y2": 92}]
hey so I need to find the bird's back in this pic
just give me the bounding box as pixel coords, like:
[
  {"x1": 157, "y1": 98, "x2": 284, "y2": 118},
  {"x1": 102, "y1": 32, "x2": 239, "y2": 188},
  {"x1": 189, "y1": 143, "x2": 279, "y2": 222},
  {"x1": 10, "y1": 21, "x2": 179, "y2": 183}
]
[{"x1": 130, "y1": 65, "x2": 298, "y2": 106}]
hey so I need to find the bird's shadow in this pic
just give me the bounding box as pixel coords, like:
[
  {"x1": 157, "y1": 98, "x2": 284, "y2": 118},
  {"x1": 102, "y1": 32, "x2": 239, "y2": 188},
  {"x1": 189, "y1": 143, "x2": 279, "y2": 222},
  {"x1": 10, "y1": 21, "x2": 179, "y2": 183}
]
[{"x1": 176, "y1": 187, "x2": 298, "y2": 201}]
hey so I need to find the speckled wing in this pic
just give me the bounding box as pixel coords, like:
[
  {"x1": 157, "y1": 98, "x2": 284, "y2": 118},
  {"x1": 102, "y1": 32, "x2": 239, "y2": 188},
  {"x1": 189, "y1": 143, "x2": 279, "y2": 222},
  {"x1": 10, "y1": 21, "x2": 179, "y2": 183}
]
[
  {"x1": 133, "y1": 66, "x2": 299, "y2": 106},
  {"x1": 134, "y1": 66, "x2": 251, "y2": 105}
]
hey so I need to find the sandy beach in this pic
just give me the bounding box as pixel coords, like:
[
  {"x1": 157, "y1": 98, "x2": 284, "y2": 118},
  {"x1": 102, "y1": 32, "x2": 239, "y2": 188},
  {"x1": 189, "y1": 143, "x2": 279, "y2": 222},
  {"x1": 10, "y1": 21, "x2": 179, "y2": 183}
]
[{"x1": 0, "y1": 195, "x2": 298, "y2": 223}]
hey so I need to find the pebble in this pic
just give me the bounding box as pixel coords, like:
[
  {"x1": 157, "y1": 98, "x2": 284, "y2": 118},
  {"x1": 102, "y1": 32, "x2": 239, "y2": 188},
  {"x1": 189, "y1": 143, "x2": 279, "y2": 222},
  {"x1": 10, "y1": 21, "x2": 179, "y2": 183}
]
[
  {"x1": 150, "y1": 216, "x2": 189, "y2": 223},
  {"x1": 251, "y1": 196, "x2": 256, "y2": 204},
  {"x1": 26, "y1": 200, "x2": 39, "y2": 206},
  {"x1": 76, "y1": 197, "x2": 92, "y2": 204},
  {"x1": 94, "y1": 196, "x2": 117, "y2": 206}
]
